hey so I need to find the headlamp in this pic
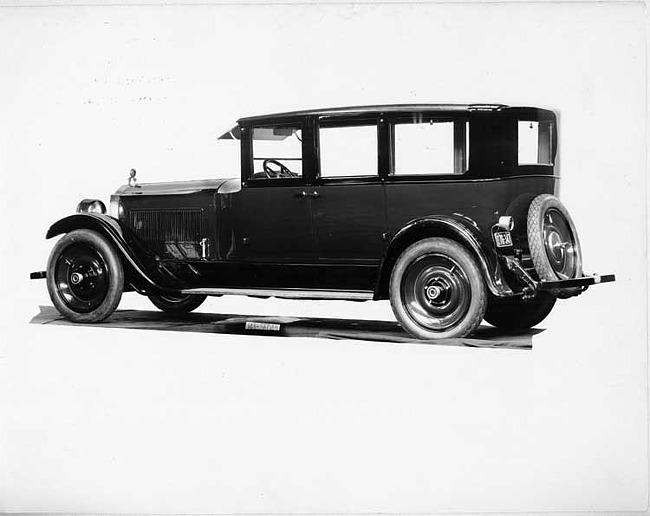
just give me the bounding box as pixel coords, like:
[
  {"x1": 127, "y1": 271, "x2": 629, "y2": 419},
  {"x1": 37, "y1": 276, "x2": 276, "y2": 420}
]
[{"x1": 76, "y1": 199, "x2": 106, "y2": 214}]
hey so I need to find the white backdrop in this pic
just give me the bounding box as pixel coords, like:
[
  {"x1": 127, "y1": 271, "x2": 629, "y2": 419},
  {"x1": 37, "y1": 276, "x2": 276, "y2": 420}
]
[{"x1": 0, "y1": 1, "x2": 647, "y2": 513}]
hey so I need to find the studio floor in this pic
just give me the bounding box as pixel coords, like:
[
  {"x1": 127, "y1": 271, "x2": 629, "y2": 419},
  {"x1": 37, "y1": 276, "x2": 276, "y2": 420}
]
[{"x1": 30, "y1": 305, "x2": 538, "y2": 349}]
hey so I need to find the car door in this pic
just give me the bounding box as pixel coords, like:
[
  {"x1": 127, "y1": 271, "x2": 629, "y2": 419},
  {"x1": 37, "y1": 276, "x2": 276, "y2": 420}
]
[
  {"x1": 384, "y1": 116, "x2": 472, "y2": 232},
  {"x1": 311, "y1": 118, "x2": 387, "y2": 264},
  {"x1": 233, "y1": 122, "x2": 314, "y2": 262}
]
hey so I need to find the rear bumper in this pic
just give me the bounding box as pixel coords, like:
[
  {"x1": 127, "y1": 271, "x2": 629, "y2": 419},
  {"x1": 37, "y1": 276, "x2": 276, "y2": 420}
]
[{"x1": 538, "y1": 273, "x2": 616, "y2": 291}]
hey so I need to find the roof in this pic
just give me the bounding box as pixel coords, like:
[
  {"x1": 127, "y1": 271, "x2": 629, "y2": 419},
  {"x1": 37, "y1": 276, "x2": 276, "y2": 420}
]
[
  {"x1": 217, "y1": 104, "x2": 556, "y2": 139},
  {"x1": 236, "y1": 103, "x2": 509, "y2": 123}
]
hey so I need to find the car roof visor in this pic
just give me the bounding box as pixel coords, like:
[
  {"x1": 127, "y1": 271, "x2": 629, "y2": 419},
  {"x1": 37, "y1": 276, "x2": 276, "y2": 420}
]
[{"x1": 218, "y1": 125, "x2": 241, "y2": 140}]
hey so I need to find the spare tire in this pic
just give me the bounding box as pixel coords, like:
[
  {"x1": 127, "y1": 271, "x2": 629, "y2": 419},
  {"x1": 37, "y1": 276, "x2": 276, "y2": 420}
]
[{"x1": 527, "y1": 194, "x2": 583, "y2": 298}]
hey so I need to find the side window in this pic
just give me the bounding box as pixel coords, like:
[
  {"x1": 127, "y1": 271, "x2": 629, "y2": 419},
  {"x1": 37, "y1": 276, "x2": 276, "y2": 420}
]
[
  {"x1": 319, "y1": 123, "x2": 378, "y2": 178},
  {"x1": 393, "y1": 119, "x2": 469, "y2": 175},
  {"x1": 251, "y1": 125, "x2": 303, "y2": 179},
  {"x1": 518, "y1": 120, "x2": 553, "y2": 165}
]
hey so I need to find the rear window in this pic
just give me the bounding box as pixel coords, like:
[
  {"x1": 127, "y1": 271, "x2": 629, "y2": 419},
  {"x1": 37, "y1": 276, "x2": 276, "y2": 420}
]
[{"x1": 518, "y1": 120, "x2": 554, "y2": 165}]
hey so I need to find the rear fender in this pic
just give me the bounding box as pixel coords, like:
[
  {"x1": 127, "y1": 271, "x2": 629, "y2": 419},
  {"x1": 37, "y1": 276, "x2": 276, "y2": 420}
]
[
  {"x1": 374, "y1": 215, "x2": 513, "y2": 300},
  {"x1": 46, "y1": 213, "x2": 181, "y2": 293}
]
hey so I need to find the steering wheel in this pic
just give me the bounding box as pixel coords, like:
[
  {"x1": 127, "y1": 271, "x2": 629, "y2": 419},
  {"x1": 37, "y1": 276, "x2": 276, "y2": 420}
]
[{"x1": 263, "y1": 159, "x2": 296, "y2": 179}]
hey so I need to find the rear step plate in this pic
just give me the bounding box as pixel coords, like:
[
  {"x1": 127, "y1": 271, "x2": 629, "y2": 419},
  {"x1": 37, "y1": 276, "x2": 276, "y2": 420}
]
[{"x1": 539, "y1": 274, "x2": 615, "y2": 290}]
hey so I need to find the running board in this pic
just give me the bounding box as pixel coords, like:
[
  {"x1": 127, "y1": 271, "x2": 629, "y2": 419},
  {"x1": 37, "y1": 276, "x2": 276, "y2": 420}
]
[{"x1": 179, "y1": 287, "x2": 374, "y2": 301}]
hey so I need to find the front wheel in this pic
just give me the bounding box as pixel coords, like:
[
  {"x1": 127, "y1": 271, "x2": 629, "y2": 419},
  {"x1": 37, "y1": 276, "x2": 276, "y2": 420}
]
[
  {"x1": 389, "y1": 238, "x2": 487, "y2": 339},
  {"x1": 148, "y1": 293, "x2": 207, "y2": 313},
  {"x1": 483, "y1": 292, "x2": 556, "y2": 331},
  {"x1": 46, "y1": 229, "x2": 124, "y2": 323}
]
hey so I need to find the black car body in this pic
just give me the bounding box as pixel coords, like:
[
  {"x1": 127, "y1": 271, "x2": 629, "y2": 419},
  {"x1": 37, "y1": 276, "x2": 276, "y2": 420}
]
[{"x1": 33, "y1": 104, "x2": 615, "y2": 339}]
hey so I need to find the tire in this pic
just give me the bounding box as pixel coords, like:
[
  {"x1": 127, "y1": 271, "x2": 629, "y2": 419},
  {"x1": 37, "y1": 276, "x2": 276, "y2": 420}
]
[
  {"x1": 46, "y1": 229, "x2": 124, "y2": 323},
  {"x1": 527, "y1": 194, "x2": 583, "y2": 298},
  {"x1": 483, "y1": 292, "x2": 556, "y2": 331},
  {"x1": 148, "y1": 293, "x2": 207, "y2": 313},
  {"x1": 389, "y1": 238, "x2": 487, "y2": 339}
]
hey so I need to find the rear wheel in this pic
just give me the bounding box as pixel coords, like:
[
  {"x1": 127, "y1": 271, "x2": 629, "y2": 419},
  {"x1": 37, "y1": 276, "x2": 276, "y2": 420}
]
[
  {"x1": 483, "y1": 292, "x2": 556, "y2": 331},
  {"x1": 148, "y1": 293, "x2": 207, "y2": 313},
  {"x1": 389, "y1": 238, "x2": 487, "y2": 339},
  {"x1": 46, "y1": 229, "x2": 124, "y2": 322}
]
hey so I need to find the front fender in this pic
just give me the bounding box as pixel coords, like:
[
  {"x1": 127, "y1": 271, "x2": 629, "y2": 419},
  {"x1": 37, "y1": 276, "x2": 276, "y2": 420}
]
[
  {"x1": 374, "y1": 214, "x2": 513, "y2": 299},
  {"x1": 46, "y1": 213, "x2": 181, "y2": 292},
  {"x1": 47, "y1": 213, "x2": 123, "y2": 240}
]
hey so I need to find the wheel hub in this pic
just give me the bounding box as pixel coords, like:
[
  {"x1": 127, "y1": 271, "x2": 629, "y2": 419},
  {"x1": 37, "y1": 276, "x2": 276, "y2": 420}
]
[
  {"x1": 547, "y1": 231, "x2": 562, "y2": 256},
  {"x1": 425, "y1": 284, "x2": 443, "y2": 301},
  {"x1": 70, "y1": 272, "x2": 84, "y2": 285},
  {"x1": 424, "y1": 279, "x2": 451, "y2": 305},
  {"x1": 54, "y1": 243, "x2": 109, "y2": 313},
  {"x1": 543, "y1": 208, "x2": 577, "y2": 279}
]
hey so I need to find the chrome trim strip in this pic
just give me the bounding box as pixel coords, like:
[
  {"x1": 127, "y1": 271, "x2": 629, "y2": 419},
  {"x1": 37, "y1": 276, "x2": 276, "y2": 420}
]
[
  {"x1": 383, "y1": 174, "x2": 559, "y2": 185},
  {"x1": 179, "y1": 287, "x2": 374, "y2": 300}
]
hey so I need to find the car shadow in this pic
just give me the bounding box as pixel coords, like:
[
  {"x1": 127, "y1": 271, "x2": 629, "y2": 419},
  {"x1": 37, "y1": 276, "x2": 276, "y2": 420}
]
[{"x1": 30, "y1": 305, "x2": 541, "y2": 349}]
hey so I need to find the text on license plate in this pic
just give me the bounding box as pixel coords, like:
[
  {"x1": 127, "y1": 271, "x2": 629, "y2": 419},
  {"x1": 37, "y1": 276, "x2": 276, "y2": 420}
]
[{"x1": 494, "y1": 231, "x2": 513, "y2": 247}]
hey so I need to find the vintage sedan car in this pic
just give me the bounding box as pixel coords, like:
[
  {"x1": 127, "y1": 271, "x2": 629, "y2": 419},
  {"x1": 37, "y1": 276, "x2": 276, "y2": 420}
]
[{"x1": 31, "y1": 104, "x2": 614, "y2": 339}]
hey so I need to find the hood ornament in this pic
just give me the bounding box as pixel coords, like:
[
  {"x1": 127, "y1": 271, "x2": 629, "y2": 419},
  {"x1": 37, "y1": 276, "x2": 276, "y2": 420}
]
[{"x1": 128, "y1": 168, "x2": 138, "y2": 187}]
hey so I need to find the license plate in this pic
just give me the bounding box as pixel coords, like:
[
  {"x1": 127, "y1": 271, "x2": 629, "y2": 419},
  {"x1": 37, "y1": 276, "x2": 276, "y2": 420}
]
[{"x1": 494, "y1": 231, "x2": 513, "y2": 247}]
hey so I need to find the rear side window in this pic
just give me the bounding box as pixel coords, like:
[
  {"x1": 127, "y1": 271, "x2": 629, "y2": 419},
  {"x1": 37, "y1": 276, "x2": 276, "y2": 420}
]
[
  {"x1": 318, "y1": 123, "x2": 378, "y2": 178},
  {"x1": 392, "y1": 119, "x2": 469, "y2": 175},
  {"x1": 518, "y1": 120, "x2": 554, "y2": 165}
]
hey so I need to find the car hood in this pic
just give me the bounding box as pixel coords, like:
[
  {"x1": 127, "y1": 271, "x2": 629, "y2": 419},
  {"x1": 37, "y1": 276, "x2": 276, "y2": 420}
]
[{"x1": 115, "y1": 178, "x2": 241, "y2": 196}]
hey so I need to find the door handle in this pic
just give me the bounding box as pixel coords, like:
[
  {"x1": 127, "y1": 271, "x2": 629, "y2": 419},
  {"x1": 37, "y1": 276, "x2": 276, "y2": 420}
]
[
  {"x1": 309, "y1": 191, "x2": 320, "y2": 198},
  {"x1": 294, "y1": 191, "x2": 307, "y2": 198}
]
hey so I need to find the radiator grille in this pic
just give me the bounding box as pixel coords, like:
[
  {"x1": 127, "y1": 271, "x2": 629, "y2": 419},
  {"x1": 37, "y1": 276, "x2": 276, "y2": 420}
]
[{"x1": 128, "y1": 209, "x2": 203, "y2": 243}]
